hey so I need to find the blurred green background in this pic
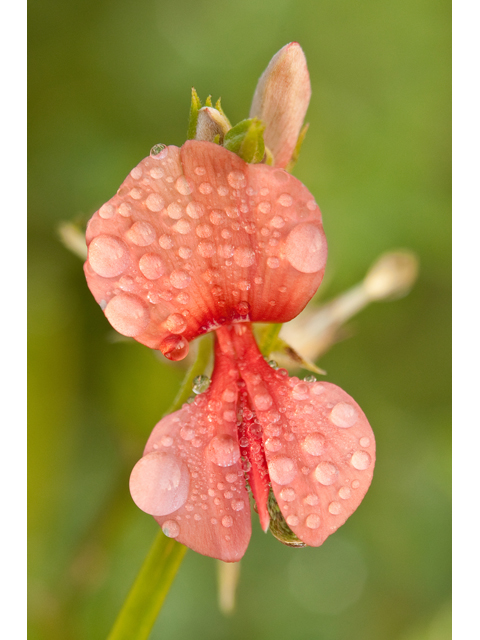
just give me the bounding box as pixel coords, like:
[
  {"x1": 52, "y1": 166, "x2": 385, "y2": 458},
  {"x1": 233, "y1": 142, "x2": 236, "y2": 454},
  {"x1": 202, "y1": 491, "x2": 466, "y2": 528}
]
[{"x1": 28, "y1": 0, "x2": 451, "y2": 638}]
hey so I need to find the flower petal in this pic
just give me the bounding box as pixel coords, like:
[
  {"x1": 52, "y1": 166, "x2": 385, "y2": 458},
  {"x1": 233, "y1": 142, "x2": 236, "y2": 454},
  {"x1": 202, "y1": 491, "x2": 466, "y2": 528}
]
[
  {"x1": 228, "y1": 324, "x2": 375, "y2": 547},
  {"x1": 84, "y1": 141, "x2": 326, "y2": 359},
  {"x1": 249, "y1": 42, "x2": 311, "y2": 169},
  {"x1": 129, "y1": 335, "x2": 251, "y2": 562}
]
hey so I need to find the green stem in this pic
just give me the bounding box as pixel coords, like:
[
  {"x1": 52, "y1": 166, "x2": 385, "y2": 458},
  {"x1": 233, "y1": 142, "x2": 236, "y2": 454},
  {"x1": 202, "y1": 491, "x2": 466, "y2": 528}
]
[
  {"x1": 106, "y1": 333, "x2": 214, "y2": 639},
  {"x1": 107, "y1": 533, "x2": 187, "y2": 640}
]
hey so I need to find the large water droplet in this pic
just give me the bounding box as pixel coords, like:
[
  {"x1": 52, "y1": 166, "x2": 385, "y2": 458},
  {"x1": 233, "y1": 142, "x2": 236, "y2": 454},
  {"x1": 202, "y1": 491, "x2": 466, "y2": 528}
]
[
  {"x1": 129, "y1": 451, "x2": 190, "y2": 516},
  {"x1": 105, "y1": 294, "x2": 150, "y2": 337},
  {"x1": 186, "y1": 201, "x2": 205, "y2": 219},
  {"x1": 193, "y1": 375, "x2": 210, "y2": 394},
  {"x1": 285, "y1": 223, "x2": 327, "y2": 273},
  {"x1": 206, "y1": 435, "x2": 241, "y2": 467},
  {"x1": 145, "y1": 193, "x2": 164, "y2": 212},
  {"x1": 268, "y1": 456, "x2": 297, "y2": 485},
  {"x1": 350, "y1": 450, "x2": 372, "y2": 471},
  {"x1": 88, "y1": 235, "x2": 130, "y2": 278},
  {"x1": 162, "y1": 520, "x2": 180, "y2": 538},
  {"x1": 330, "y1": 403, "x2": 358, "y2": 428},
  {"x1": 139, "y1": 254, "x2": 165, "y2": 280},
  {"x1": 314, "y1": 461, "x2": 338, "y2": 486}
]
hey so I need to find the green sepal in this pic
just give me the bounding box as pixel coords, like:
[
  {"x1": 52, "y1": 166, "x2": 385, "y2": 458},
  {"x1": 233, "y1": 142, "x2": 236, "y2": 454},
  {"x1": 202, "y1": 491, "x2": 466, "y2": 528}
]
[
  {"x1": 215, "y1": 98, "x2": 232, "y2": 128},
  {"x1": 285, "y1": 122, "x2": 309, "y2": 173},
  {"x1": 187, "y1": 88, "x2": 202, "y2": 140},
  {"x1": 223, "y1": 118, "x2": 265, "y2": 164},
  {"x1": 267, "y1": 490, "x2": 306, "y2": 548},
  {"x1": 205, "y1": 95, "x2": 213, "y2": 107}
]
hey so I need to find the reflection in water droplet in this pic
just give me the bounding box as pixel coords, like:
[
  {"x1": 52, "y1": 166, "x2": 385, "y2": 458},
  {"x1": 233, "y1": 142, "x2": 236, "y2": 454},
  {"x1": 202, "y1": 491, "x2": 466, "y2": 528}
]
[
  {"x1": 206, "y1": 435, "x2": 241, "y2": 467},
  {"x1": 129, "y1": 451, "x2": 190, "y2": 516},
  {"x1": 330, "y1": 403, "x2": 358, "y2": 428},
  {"x1": 160, "y1": 334, "x2": 189, "y2": 361},
  {"x1": 192, "y1": 375, "x2": 210, "y2": 394},
  {"x1": 150, "y1": 143, "x2": 167, "y2": 157},
  {"x1": 351, "y1": 450, "x2": 372, "y2": 470}
]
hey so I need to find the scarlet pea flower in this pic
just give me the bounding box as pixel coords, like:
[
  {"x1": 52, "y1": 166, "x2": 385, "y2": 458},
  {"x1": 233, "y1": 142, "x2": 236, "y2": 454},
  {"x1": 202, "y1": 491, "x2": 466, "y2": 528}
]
[{"x1": 84, "y1": 44, "x2": 375, "y2": 561}]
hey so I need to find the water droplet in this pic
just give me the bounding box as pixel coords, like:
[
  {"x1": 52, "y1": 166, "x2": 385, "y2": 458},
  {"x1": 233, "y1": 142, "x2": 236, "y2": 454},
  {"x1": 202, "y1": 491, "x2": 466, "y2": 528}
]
[
  {"x1": 253, "y1": 393, "x2": 273, "y2": 411},
  {"x1": 186, "y1": 202, "x2": 205, "y2": 219},
  {"x1": 231, "y1": 499, "x2": 245, "y2": 511},
  {"x1": 192, "y1": 375, "x2": 210, "y2": 394},
  {"x1": 159, "y1": 234, "x2": 174, "y2": 249},
  {"x1": 145, "y1": 193, "x2": 164, "y2": 212},
  {"x1": 305, "y1": 493, "x2": 319, "y2": 506},
  {"x1": 310, "y1": 382, "x2": 326, "y2": 397},
  {"x1": 277, "y1": 193, "x2": 293, "y2": 207},
  {"x1": 270, "y1": 215, "x2": 285, "y2": 229},
  {"x1": 206, "y1": 435, "x2": 241, "y2": 467},
  {"x1": 292, "y1": 383, "x2": 309, "y2": 400},
  {"x1": 161, "y1": 435, "x2": 173, "y2": 447},
  {"x1": 233, "y1": 246, "x2": 255, "y2": 268},
  {"x1": 222, "y1": 515, "x2": 234, "y2": 527},
  {"x1": 167, "y1": 203, "x2": 184, "y2": 219},
  {"x1": 150, "y1": 167, "x2": 164, "y2": 179},
  {"x1": 217, "y1": 185, "x2": 229, "y2": 196},
  {"x1": 304, "y1": 375, "x2": 316, "y2": 383},
  {"x1": 279, "y1": 487, "x2": 296, "y2": 502},
  {"x1": 227, "y1": 171, "x2": 246, "y2": 189},
  {"x1": 199, "y1": 182, "x2": 213, "y2": 194},
  {"x1": 197, "y1": 242, "x2": 216, "y2": 258},
  {"x1": 339, "y1": 486, "x2": 351, "y2": 500},
  {"x1": 328, "y1": 501, "x2": 342, "y2": 515},
  {"x1": 170, "y1": 270, "x2": 191, "y2": 289},
  {"x1": 180, "y1": 425, "x2": 195, "y2": 440},
  {"x1": 196, "y1": 224, "x2": 213, "y2": 238},
  {"x1": 286, "y1": 515, "x2": 299, "y2": 527},
  {"x1": 129, "y1": 188, "x2": 143, "y2": 200},
  {"x1": 351, "y1": 450, "x2": 372, "y2": 470},
  {"x1": 175, "y1": 176, "x2": 192, "y2": 195},
  {"x1": 99, "y1": 203, "x2": 115, "y2": 219},
  {"x1": 330, "y1": 403, "x2": 358, "y2": 428},
  {"x1": 118, "y1": 203, "x2": 132, "y2": 217},
  {"x1": 126, "y1": 221, "x2": 156, "y2": 246},
  {"x1": 269, "y1": 456, "x2": 297, "y2": 485},
  {"x1": 301, "y1": 433, "x2": 325, "y2": 456},
  {"x1": 306, "y1": 513, "x2": 321, "y2": 529},
  {"x1": 223, "y1": 410, "x2": 237, "y2": 422},
  {"x1": 351, "y1": 479, "x2": 360, "y2": 489},
  {"x1": 105, "y1": 294, "x2": 149, "y2": 336},
  {"x1": 129, "y1": 451, "x2": 190, "y2": 515},
  {"x1": 267, "y1": 257, "x2": 280, "y2": 269},
  {"x1": 359, "y1": 436, "x2": 371, "y2": 447},
  {"x1": 173, "y1": 219, "x2": 192, "y2": 234},
  {"x1": 164, "y1": 313, "x2": 187, "y2": 334},
  {"x1": 314, "y1": 461, "x2": 338, "y2": 486},
  {"x1": 285, "y1": 223, "x2": 327, "y2": 273},
  {"x1": 162, "y1": 520, "x2": 180, "y2": 538},
  {"x1": 257, "y1": 201, "x2": 271, "y2": 214},
  {"x1": 160, "y1": 334, "x2": 189, "y2": 361},
  {"x1": 139, "y1": 254, "x2": 165, "y2": 280},
  {"x1": 265, "y1": 438, "x2": 282, "y2": 452},
  {"x1": 88, "y1": 235, "x2": 130, "y2": 278}
]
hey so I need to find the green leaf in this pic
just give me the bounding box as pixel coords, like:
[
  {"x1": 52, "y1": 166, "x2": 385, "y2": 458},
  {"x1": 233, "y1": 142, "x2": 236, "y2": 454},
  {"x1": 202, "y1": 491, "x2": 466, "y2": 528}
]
[
  {"x1": 187, "y1": 87, "x2": 202, "y2": 140},
  {"x1": 223, "y1": 118, "x2": 265, "y2": 164},
  {"x1": 285, "y1": 122, "x2": 309, "y2": 173}
]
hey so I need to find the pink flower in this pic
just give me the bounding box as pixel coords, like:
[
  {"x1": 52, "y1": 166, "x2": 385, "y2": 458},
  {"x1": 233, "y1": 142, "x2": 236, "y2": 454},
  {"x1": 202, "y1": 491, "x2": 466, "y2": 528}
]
[{"x1": 84, "y1": 43, "x2": 375, "y2": 562}]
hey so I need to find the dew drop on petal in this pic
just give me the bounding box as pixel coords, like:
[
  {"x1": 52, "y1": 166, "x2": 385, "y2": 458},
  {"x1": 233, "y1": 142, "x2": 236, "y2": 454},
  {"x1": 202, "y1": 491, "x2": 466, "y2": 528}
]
[
  {"x1": 265, "y1": 438, "x2": 282, "y2": 452},
  {"x1": 88, "y1": 235, "x2": 130, "y2": 278},
  {"x1": 175, "y1": 176, "x2": 192, "y2": 195},
  {"x1": 126, "y1": 221, "x2": 156, "y2": 246},
  {"x1": 222, "y1": 515, "x2": 234, "y2": 528},
  {"x1": 206, "y1": 435, "x2": 241, "y2": 467},
  {"x1": 286, "y1": 515, "x2": 299, "y2": 527},
  {"x1": 164, "y1": 313, "x2": 187, "y2": 334},
  {"x1": 352, "y1": 480, "x2": 360, "y2": 489},
  {"x1": 339, "y1": 486, "x2": 351, "y2": 500},
  {"x1": 145, "y1": 194, "x2": 164, "y2": 212},
  {"x1": 267, "y1": 257, "x2": 280, "y2": 269},
  {"x1": 227, "y1": 171, "x2": 246, "y2": 189},
  {"x1": 105, "y1": 294, "x2": 149, "y2": 337},
  {"x1": 199, "y1": 182, "x2": 213, "y2": 194},
  {"x1": 277, "y1": 193, "x2": 293, "y2": 207},
  {"x1": 186, "y1": 202, "x2": 205, "y2": 219},
  {"x1": 170, "y1": 270, "x2": 191, "y2": 289},
  {"x1": 139, "y1": 254, "x2": 165, "y2": 280},
  {"x1": 330, "y1": 403, "x2": 358, "y2": 428},
  {"x1": 231, "y1": 500, "x2": 245, "y2": 511},
  {"x1": 305, "y1": 493, "x2": 319, "y2": 506},
  {"x1": 159, "y1": 234, "x2": 174, "y2": 249},
  {"x1": 197, "y1": 242, "x2": 216, "y2": 258},
  {"x1": 118, "y1": 203, "x2": 132, "y2": 217},
  {"x1": 167, "y1": 203, "x2": 184, "y2": 219},
  {"x1": 301, "y1": 433, "x2": 325, "y2": 456},
  {"x1": 305, "y1": 513, "x2": 321, "y2": 529},
  {"x1": 279, "y1": 487, "x2": 296, "y2": 502},
  {"x1": 233, "y1": 247, "x2": 256, "y2": 268},
  {"x1": 160, "y1": 335, "x2": 189, "y2": 361},
  {"x1": 285, "y1": 223, "x2": 327, "y2": 274},
  {"x1": 150, "y1": 143, "x2": 167, "y2": 158},
  {"x1": 314, "y1": 461, "x2": 339, "y2": 486},
  {"x1": 292, "y1": 383, "x2": 309, "y2": 400},
  {"x1": 359, "y1": 436, "x2": 371, "y2": 447},
  {"x1": 162, "y1": 520, "x2": 180, "y2": 538},
  {"x1": 99, "y1": 204, "x2": 115, "y2": 219},
  {"x1": 269, "y1": 456, "x2": 297, "y2": 485},
  {"x1": 253, "y1": 393, "x2": 273, "y2": 411},
  {"x1": 328, "y1": 501, "x2": 342, "y2": 515},
  {"x1": 351, "y1": 450, "x2": 372, "y2": 471},
  {"x1": 129, "y1": 451, "x2": 190, "y2": 516}
]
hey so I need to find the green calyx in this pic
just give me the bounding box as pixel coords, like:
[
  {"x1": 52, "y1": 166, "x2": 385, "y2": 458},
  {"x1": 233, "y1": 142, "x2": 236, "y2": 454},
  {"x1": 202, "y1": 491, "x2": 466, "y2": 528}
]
[
  {"x1": 187, "y1": 89, "x2": 266, "y2": 164},
  {"x1": 267, "y1": 490, "x2": 306, "y2": 548}
]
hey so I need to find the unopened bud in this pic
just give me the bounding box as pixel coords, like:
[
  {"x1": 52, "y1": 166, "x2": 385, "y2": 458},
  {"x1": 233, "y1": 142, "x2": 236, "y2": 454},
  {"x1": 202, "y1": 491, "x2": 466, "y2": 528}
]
[
  {"x1": 363, "y1": 250, "x2": 419, "y2": 301},
  {"x1": 196, "y1": 107, "x2": 231, "y2": 143}
]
